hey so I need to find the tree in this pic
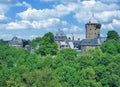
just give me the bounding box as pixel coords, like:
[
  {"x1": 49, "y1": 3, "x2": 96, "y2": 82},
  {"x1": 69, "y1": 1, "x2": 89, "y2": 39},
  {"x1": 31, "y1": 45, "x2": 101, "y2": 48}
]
[
  {"x1": 56, "y1": 66, "x2": 79, "y2": 87},
  {"x1": 107, "y1": 30, "x2": 119, "y2": 41},
  {"x1": 22, "y1": 68, "x2": 62, "y2": 87},
  {"x1": 30, "y1": 37, "x2": 42, "y2": 48},
  {"x1": 78, "y1": 67, "x2": 102, "y2": 87},
  {"x1": 0, "y1": 39, "x2": 8, "y2": 46},
  {"x1": 42, "y1": 32, "x2": 55, "y2": 43},
  {"x1": 57, "y1": 48, "x2": 77, "y2": 61},
  {"x1": 36, "y1": 32, "x2": 58, "y2": 56},
  {"x1": 100, "y1": 40, "x2": 118, "y2": 55}
]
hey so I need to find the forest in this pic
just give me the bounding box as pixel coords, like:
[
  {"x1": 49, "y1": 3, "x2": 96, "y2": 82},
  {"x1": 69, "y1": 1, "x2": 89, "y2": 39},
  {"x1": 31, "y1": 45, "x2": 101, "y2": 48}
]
[{"x1": 0, "y1": 30, "x2": 120, "y2": 87}]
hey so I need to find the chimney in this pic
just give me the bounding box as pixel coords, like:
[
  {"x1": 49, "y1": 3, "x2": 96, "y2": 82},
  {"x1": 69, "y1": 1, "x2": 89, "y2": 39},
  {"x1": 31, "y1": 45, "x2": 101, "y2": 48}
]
[{"x1": 72, "y1": 33, "x2": 74, "y2": 41}]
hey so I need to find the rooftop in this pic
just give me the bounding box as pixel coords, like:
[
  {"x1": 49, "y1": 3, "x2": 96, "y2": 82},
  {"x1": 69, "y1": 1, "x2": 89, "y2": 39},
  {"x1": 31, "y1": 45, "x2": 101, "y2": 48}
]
[
  {"x1": 80, "y1": 38, "x2": 105, "y2": 46},
  {"x1": 88, "y1": 14, "x2": 98, "y2": 23},
  {"x1": 55, "y1": 29, "x2": 67, "y2": 41},
  {"x1": 56, "y1": 29, "x2": 66, "y2": 36},
  {"x1": 9, "y1": 36, "x2": 23, "y2": 45}
]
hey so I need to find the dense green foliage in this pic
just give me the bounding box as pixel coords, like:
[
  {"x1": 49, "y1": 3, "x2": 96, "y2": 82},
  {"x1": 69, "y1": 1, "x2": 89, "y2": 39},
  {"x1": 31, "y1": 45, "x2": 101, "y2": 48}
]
[
  {"x1": 30, "y1": 37, "x2": 42, "y2": 48},
  {"x1": 30, "y1": 32, "x2": 58, "y2": 56},
  {"x1": 0, "y1": 31, "x2": 120, "y2": 87},
  {"x1": 107, "y1": 30, "x2": 119, "y2": 41},
  {"x1": 101, "y1": 30, "x2": 120, "y2": 55},
  {"x1": 0, "y1": 47, "x2": 120, "y2": 87},
  {"x1": 100, "y1": 40, "x2": 120, "y2": 55},
  {"x1": 0, "y1": 39, "x2": 8, "y2": 46}
]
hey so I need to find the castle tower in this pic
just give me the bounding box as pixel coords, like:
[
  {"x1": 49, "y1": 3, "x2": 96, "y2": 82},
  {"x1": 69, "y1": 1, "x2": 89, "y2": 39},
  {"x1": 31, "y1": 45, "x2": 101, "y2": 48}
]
[{"x1": 85, "y1": 14, "x2": 101, "y2": 39}]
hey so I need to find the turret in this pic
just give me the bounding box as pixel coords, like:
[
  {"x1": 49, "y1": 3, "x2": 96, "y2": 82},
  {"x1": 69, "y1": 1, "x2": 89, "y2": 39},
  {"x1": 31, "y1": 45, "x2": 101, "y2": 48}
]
[{"x1": 85, "y1": 14, "x2": 101, "y2": 39}]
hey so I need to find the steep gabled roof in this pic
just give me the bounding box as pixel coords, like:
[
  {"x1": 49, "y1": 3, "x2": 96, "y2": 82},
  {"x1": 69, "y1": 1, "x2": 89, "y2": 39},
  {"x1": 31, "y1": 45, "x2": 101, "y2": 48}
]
[{"x1": 9, "y1": 36, "x2": 23, "y2": 45}]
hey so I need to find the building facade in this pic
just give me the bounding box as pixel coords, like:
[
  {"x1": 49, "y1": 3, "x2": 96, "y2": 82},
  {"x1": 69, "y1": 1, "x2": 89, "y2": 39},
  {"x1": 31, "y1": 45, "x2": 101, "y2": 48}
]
[{"x1": 54, "y1": 29, "x2": 67, "y2": 49}]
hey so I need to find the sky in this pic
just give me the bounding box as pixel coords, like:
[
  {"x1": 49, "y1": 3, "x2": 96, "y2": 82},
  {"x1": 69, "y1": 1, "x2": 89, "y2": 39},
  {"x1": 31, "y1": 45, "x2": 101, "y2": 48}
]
[{"x1": 0, "y1": 0, "x2": 120, "y2": 40}]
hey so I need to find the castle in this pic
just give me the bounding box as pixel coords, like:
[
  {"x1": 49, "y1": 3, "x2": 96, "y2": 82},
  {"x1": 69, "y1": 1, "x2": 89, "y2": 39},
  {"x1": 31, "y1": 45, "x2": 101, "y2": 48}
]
[
  {"x1": 9, "y1": 15, "x2": 106, "y2": 53},
  {"x1": 55, "y1": 14, "x2": 106, "y2": 52}
]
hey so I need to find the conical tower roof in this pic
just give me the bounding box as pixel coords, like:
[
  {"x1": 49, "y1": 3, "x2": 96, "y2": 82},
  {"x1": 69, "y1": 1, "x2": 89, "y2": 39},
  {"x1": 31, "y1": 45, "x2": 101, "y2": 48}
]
[{"x1": 88, "y1": 14, "x2": 98, "y2": 23}]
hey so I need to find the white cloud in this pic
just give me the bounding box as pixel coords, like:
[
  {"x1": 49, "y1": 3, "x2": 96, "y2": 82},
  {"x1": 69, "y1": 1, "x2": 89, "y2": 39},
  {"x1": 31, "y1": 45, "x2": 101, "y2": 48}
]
[
  {"x1": 0, "y1": 0, "x2": 19, "y2": 23},
  {"x1": 74, "y1": 0, "x2": 119, "y2": 23},
  {"x1": 60, "y1": 0, "x2": 80, "y2": 4},
  {"x1": 29, "y1": 35, "x2": 42, "y2": 40},
  {"x1": 106, "y1": 24, "x2": 114, "y2": 30},
  {"x1": 101, "y1": 0, "x2": 120, "y2": 3},
  {"x1": 102, "y1": 19, "x2": 120, "y2": 31},
  {"x1": 60, "y1": 25, "x2": 83, "y2": 36},
  {"x1": 16, "y1": 1, "x2": 32, "y2": 8},
  {"x1": 17, "y1": 0, "x2": 120, "y2": 25},
  {"x1": 16, "y1": 35, "x2": 42, "y2": 40},
  {"x1": 0, "y1": 15, "x2": 7, "y2": 21},
  {"x1": 0, "y1": 0, "x2": 31, "y2": 23},
  {"x1": 40, "y1": 0, "x2": 80, "y2": 3},
  {"x1": 6, "y1": 21, "x2": 31, "y2": 30},
  {"x1": 69, "y1": 25, "x2": 83, "y2": 33},
  {"x1": 95, "y1": 10, "x2": 120, "y2": 22},
  {"x1": 102, "y1": 23, "x2": 113, "y2": 30},
  {"x1": 6, "y1": 18, "x2": 67, "y2": 30},
  {"x1": 0, "y1": 0, "x2": 18, "y2": 13},
  {"x1": 16, "y1": 2, "x2": 77, "y2": 31},
  {"x1": 17, "y1": 3, "x2": 77, "y2": 20},
  {"x1": 113, "y1": 19, "x2": 120, "y2": 26},
  {"x1": 111, "y1": 19, "x2": 120, "y2": 30},
  {"x1": 22, "y1": 1, "x2": 32, "y2": 8},
  {"x1": 31, "y1": 18, "x2": 61, "y2": 29},
  {"x1": 0, "y1": 32, "x2": 13, "y2": 40},
  {"x1": 40, "y1": 0, "x2": 54, "y2": 2},
  {"x1": 0, "y1": 24, "x2": 6, "y2": 30},
  {"x1": 1, "y1": 0, "x2": 120, "y2": 40}
]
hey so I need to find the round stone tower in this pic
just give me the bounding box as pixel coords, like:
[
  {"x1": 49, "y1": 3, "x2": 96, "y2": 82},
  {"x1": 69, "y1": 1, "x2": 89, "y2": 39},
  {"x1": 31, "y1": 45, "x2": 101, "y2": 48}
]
[{"x1": 85, "y1": 14, "x2": 101, "y2": 39}]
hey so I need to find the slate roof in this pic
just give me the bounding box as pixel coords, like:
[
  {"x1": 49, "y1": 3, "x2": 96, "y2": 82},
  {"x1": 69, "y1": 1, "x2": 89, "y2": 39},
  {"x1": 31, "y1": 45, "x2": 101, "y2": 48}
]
[
  {"x1": 89, "y1": 16, "x2": 98, "y2": 23},
  {"x1": 9, "y1": 36, "x2": 23, "y2": 46},
  {"x1": 88, "y1": 14, "x2": 99, "y2": 24},
  {"x1": 80, "y1": 38, "x2": 106, "y2": 46}
]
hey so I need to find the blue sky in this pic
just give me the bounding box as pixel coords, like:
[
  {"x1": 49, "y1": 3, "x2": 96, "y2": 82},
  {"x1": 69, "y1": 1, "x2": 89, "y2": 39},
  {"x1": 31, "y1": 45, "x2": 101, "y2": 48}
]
[{"x1": 0, "y1": 0, "x2": 120, "y2": 40}]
